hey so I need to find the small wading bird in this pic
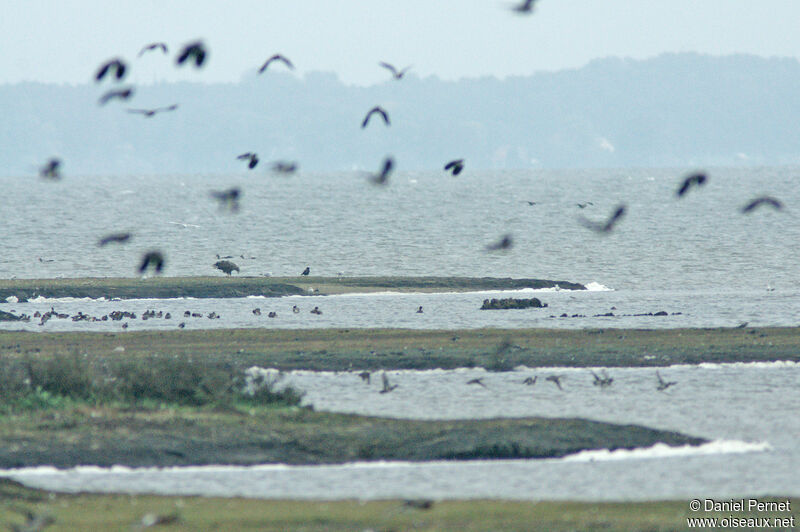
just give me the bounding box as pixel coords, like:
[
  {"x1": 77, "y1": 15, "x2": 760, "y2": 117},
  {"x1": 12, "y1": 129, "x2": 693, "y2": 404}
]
[
  {"x1": 138, "y1": 251, "x2": 165, "y2": 274},
  {"x1": 656, "y1": 371, "x2": 677, "y2": 391},
  {"x1": 676, "y1": 172, "x2": 707, "y2": 197},
  {"x1": 511, "y1": 0, "x2": 538, "y2": 14},
  {"x1": 545, "y1": 375, "x2": 564, "y2": 390},
  {"x1": 380, "y1": 372, "x2": 398, "y2": 393},
  {"x1": 237, "y1": 152, "x2": 259, "y2": 169},
  {"x1": 591, "y1": 370, "x2": 614, "y2": 388},
  {"x1": 467, "y1": 378, "x2": 487, "y2": 388},
  {"x1": 272, "y1": 161, "x2": 298, "y2": 174},
  {"x1": 741, "y1": 196, "x2": 783, "y2": 214},
  {"x1": 258, "y1": 54, "x2": 294, "y2": 73},
  {"x1": 39, "y1": 158, "x2": 61, "y2": 179},
  {"x1": 379, "y1": 61, "x2": 412, "y2": 80},
  {"x1": 444, "y1": 159, "x2": 465, "y2": 176},
  {"x1": 95, "y1": 58, "x2": 127, "y2": 82},
  {"x1": 579, "y1": 204, "x2": 626, "y2": 233},
  {"x1": 138, "y1": 42, "x2": 168, "y2": 56},
  {"x1": 176, "y1": 40, "x2": 207, "y2": 67},
  {"x1": 486, "y1": 234, "x2": 513, "y2": 251},
  {"x1": 367, "y1": 157, "x2": 394, "y2": 185},
  {"x1": 98, "y1": 232, "x2": 131, "y2": 246},
  {"x1": 98, "y1": 87, "x2": 134, "y2": 105},
  {"x1": 126, "y1": 104, "x2": 178, "y2": 117},
  {"x1": 210, "y1": 187, "x2": 241, "y2": 212},
  {"x1": 361, "y1": 106, "x2": 390, "y2": 128},
  {"x1": 214, "y1": 260, "x2": 239, "y2": 275}
]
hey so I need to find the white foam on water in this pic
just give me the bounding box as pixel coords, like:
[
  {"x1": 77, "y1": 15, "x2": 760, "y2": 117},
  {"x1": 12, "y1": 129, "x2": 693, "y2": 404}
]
[
  {"x1": 561, "y1": 440, "x2": 771, "y2": 462},
  {"x1": 585, "y1": 282, "x2": 613, "y2": 291}
]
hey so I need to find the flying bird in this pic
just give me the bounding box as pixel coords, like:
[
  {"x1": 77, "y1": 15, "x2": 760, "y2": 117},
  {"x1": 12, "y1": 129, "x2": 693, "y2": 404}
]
[
  {"x1": 511, "y1": 0, "x2": 538, "y2": 13},
  {"x1": 579, "y1": 204, "x2": 626, "y2": 233},
  {"x1": 361, "y1": 106, "x2": 390, "y2": 128},
  {"x1": 591, "y1": 370, "x2": 614, "y2": 388},
  {"x1": 258, "y1": 54, "x2": 294, "y2": 73},
  {"x1": 545, "y1": 375, "x2": 564, "y2": 390},
  {"x1": 95, "y1": 58, "x2": 127, "y2": 82},
  {"x1": 676, "y1": 172, "x2": 707, "y2": 197},
  {"x1": 138, "y1": 42, "x2": 168, "y2": 56},
  {"x1": 486, "y1": 234, "x2": 513, "y2": 251},
  {"x1": 98, "y1": 87, "x2": 134, "y2": 105},
  {"x1": 444, "y1": 159, "x2": 465, "y2": 176},
  {"x1": 466, "y1": 378, "x2": 488, "y2": 388},
  {"x1": 214, "y1": 260, "x2": 240, "y2": 275},
  {"x1": 367, "y1": 157, "x2": 394, "y2": 186},
  {"x1": 576, "y1": 202, "x2": 594, "y2": 209},
  {"x1": 210, "y1": 187, "x2": 241, "y2": 212},
  {"x1": 656, "y1": 371, "x2": 677, "y2": 391},
  {"x1": 741, "y1": 196, "x2": 783, "y2": 214},
  {"x1": 138, "y1": 251, "x2": 165, "y2": 274},
  {"x1": 271, "y1": 161, "x2": 298, "y2": 174},
  {"x1": 237, "y1": 152, "x2": 259, "y2": 169},
  {"x1": 39, "y1": 158, "x2": 61, "y2": 179},
  {"x1": 98, "y1": 232, "x2": 131, "y2": 246},
  {"x1": 126, "y1": 104, "x2": 178, "y2": 117},
  {"x1": 379, "y1": 62, "x2": 412, "y2": 80},
  {"x1": 380, "y1": 372, "x2": 398, "y2": 394},
  {"x1": 176, "y1": 40, "x2": 207, "y2": 67}
]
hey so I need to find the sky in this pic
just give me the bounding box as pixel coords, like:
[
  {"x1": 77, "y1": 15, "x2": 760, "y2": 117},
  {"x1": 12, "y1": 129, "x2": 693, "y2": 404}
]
[{"x1": 2, "y1": 0, "x2": 800, "y2": 86}]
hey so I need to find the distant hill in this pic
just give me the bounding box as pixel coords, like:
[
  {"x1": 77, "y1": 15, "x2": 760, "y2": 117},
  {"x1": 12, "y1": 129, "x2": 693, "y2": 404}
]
[{"x1": 2, "y1": 52, "x2": 799, "y2": 176}]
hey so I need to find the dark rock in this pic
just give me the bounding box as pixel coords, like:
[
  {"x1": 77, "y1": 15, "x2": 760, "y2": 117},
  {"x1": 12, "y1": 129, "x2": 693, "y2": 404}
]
[
  {"x1": 0, "y1": 310, "x2": 21, "y2": 321},
  {"x1": 480, "y1": 297, "x2": 547, "y2": 310},
  {"x1": 654, "y1": 311, "x2": 668, "y2": 316}
]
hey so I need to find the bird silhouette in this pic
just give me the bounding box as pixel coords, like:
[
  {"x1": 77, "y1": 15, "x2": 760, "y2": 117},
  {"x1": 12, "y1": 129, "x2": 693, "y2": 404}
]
[
  {"x1": 39, "y1": 158, "x2": 61, "y2": 179},
  {"x1": 361, "y1": 106, "x2": 390, "y2": 128},
  {"x1": 176, "y1": 41, "x2": 207, "y2": 67},
  {"x1": 511, "y1": 0, "x2": 537, "y2": 13},
  {"x1": 138, "y1": 251, "x2": 165, "y2": 274},
  {"x1": 210, "y1": 188, "x2": 241, "y2": 212},
  {"x1": 214, "y1": 260, "x2": 239, "y2": 275},
  {"x1": 358, "y1": 371, "x2": 371, "y2": 383},
  {"x1": 367, "y1": 157, "x2": 394, "y2": 185},
  {"x1": 98, "y1": 232, "x2": 131, "y2": 246},
  {"x1": 591, "y1": 370, "x2": 614, "y2": 388},
  {"x1": 138, "y1": 42, "x2": 168, "y2": 56},
  {"x1": 576, "y1": 202, "x2": 594, "y2": 209},
  {"x1": 545, "y1": 375, "x2": 564, "y2": 390},
  {"x1": 379, "y1": 62, "x2": 412, "y2": 80},
  {"x1": 271, "y1": 161, "x2": 298, "y2": 174},
  {"x1": 237, "y1": 152, "x2": 259, "y2": 169},
  {"x1": 126, "y1": 104, "x2": 178, "y2": 117},
  {"x1": 466, "y1": 377, "x2": 488, "y2": 388},
  {"x1": 258, "y1": 54, "x2": 294, "y2": 73},
  {"x1": 98, "y1": 87, "x2": 134, "y2": 105},
  {"x1": 486, "y1": 234, "x2": 513, "y2": 251},
  {"x1": 522, "y1": 376, "x2": 537, "y2": 385},
  {"x1": 676, "y1": 172, "x2": 707, "y2": 197},
  {"x1": 579, "y1": 204, "x2": 626, "y2": 233},
  {"x1": 301, "y1": 266, "x2": 310, "y2": 276},
  {"x1": 656, "y1": 371, "x2": 677, "y2": 391},
  {"x1": 444, "y1": 159, "x2": 465, "y2": 176},
  {"x1": 95, "y1": 58, "x2": 127, "y2": 82},
  {"x1": 741, "y1": 196, "x2": 783, "y2": 214},
  {"x1": 380, "y1": 372, "x2": 398, "y2": 393}
]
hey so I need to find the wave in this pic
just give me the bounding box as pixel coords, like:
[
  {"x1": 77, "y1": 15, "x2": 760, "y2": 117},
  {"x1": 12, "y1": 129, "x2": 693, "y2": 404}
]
[{"x1": 561, "y1": 440, "x2": 771, "y2": 462}]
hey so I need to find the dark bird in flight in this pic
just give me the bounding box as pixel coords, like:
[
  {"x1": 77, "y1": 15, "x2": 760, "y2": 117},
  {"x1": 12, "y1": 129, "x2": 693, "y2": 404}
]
[
  {"x1": 39, "y1": 158, "x2": 61, "y2": 179},
  {"x1": 138, "y1": 251, "x2": 165, "y2": 274},
  {"x1": 379, "y1": 62, "x2": 412, "y2": 80},
  {"x1": 591, "y1": 370, "x2": 614, "y2": 388},
  {"x1": 486, "y1": 234, "x2": 513, "y2": 251},
  {"x1": 258, "y1": 54, "x2": 294, "y2": 73},
  {"x1": 271, "y1": 161, "x2": 298, "y2": 174},
  {"x1": 138, "y1": 42, "x2": 168, "y2": 56},
  {"x1": 301, "y1": 266, "x2": 310, "y2": 276},
  {"x1": 237, "y1": 152, "x2": 259, "y2": 169},
  {"x1": 467, "y1": 378, "x2": 488, "y2": 388},
  {"x1": 741, "y1": 196, "x2": 783, "y2": 214},
  {"x1": 361, "y1": 106, "x2": 390, "y2": 128},
  {"x1": 524, "y1": 201, "x2": 537, "y2": 206},
  {"x1": 444, "y1": 159, "x2": 465, "y2": 176},
  {"x1": 523, "y1": 376, "x2": 537, "y2": 385},
  {"x1": 656, "y1": 371, "x2": 677, "y2": 391},
  {"x1": 380, "y1": 372, "x2": 398, "y2": 393},
  {"x1": 176, "y1": 40, "x2": 207, "y2": 67},
  {"x1": 126, "y1": 104, "x2": 178, "y2": 117},
  {"x1": 358, "y1": 371, "x2": 371, "y2": 383},
  {"x1": 214, "y1": 260, "x2": 240, "y2": 275},
  {"x1": 95, "y1": 58, "x2": 127, "y2": 82},
  {"x1": 98, "y1": 232, "x2": 131, "y2": 246},
  {"x1": 210, "y1": 187, "x2": 241, "y2": 212},
  {"x1": 98, "y1": 87, "x2": 134, "y2": 105},
  {"x1": 511, "y1": 0, "x2": 538, "y2": 13},
  {"x1": 676, "y1": 172, "x2": 707, "y2": 197},
  {"x1": 579, "y1": 204, "x2": 626, "y2": 233},
  {"x1": 367, "y1": 157, "x2": 395, "y2": 186},
  {"x1": 576, "y1": 202, "x2": 594, "y2": 209},
  {"x1": 545, "y1": 375, "x2": 564, "y2": 390}
]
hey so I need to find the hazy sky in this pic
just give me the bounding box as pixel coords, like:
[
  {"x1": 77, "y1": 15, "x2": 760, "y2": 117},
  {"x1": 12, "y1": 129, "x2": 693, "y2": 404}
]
[{"x1": 2, "y1": 0, "x2": 800, "y2": 86}]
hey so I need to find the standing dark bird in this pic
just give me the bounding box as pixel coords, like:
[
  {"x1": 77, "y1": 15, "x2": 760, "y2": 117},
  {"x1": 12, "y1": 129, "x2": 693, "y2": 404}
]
[
  {"x1": 361, "y1": 106, "x2": 390, "y2": 128},
  {"x1": 98, "y1": 87, "x2": 134, "y2": 105},
  {"x1": 126, "y1": 104, "x2": 178, "y2": 117},
  {"x1": 676, "y1": 172, "x2": 707, "y2": 197},
  {"x1": 416, "y1": 306, "x2": 424, "y2": 314},
  {"x1": 379, "y1": 62, "x2": 412, "y2": 80},
  {"x1": 486, "y1": 234, "x2": 513, "y2": 251},
  {"x1": 138, "y1": 251, "x2": 165, "y2": 274},
  {"x1": 656, "y1": 371, "x2": 677, "y2": 391},
  {"x1": 301, "y1": 266, "x2": 310, "y2": 276},
  {"x1": 214, "y1": 260, "x2": 240, "y2": 275},
  {"x1": 138, "y1": 42, "x2": 168, "y2": 56},
  {"x1": 95, "y1": 58, "x2": 127, "y2": 82},
  {"x1": 39, "y1": 158, "x2": 61, "y2": 179},
  {"x1": 210, "y1": 187, "x2": 241, "y2": 212},
  {"x1": 591, "y1": 370, "x2": 614, "y2": 388},
  {"x1": 271, "y1": 161, "x2": 298, "y2": 174},
  {"x1": 545, "y1": 375, "x2": 564, "y2": 390},
  {"x1": 579, "y1": 204, "x2": 626, "y2": 233},
  {"x1": 258, "y1": 54, "x2": 294, "y2": 73},
  {"x1": 741, "y1": 196, "x2": 783, "y2": 214},
  {"x1": 511, "y1": 0, "x2": 538, "y2": 13},
  {"x1": 237, "y1": 152, "x2": 259, "y2": 169},
  {"x1": 444, "y1": 159, "x2": 465, "y2": 176},
  {"x1": 176, "y1": 40, "x2": 207, "y2": 67},
  {"x1": 98, "y1": 232, "x2": 131, "y2": 246},
  {"x1": 367, "y1": 157, "x2": 394, "y2": 185},
  {"x1": 380, "y1": 372, "x2": 398, "y2": 393}
]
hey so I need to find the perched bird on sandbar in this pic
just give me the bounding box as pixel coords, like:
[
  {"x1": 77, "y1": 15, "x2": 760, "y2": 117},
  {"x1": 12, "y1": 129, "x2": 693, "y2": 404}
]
[
  {"x1": 361, "y1": 106, "x2": 390, "y2": 128},
  {"x1": 379, "y1": 62, "x2": 412, "y2": 80},
  {"x1": 656, "y1": 371, "x2": 677, "y2": 391},
  {"x1": 523, "y1": 376, "x2": 537, "y2": 385},
  {"x1": 545, "y1": 375, "x2": 564, "y2": 390},
  {"x1": 214, "y1": 260, "x2": 239, "y2": 275},
  {"x1": 467, "y1": 378, "x2": 487, "y2": 388},
  {"x1": 367, "y1": 157, "x2": 394, "y2": 186},
  {"x1": 486, "y1": 234, "x2": 513, "y2": 251},
  {"x1": 676, "y1": 172, "x2": 707, "y2": 198},
  {"x1": 176, "y1": 40, "x2": 207, "y2": 67},
  {"x1": 301, "y1": 266, "x2": 310, "y2": 276},
  {"x1": 591, "y1": 370, "x2": 614, "y2": 388},
  {"x1": 380, "y1": 372, "x2": 398, "y2": 393},
  {"x1": 310, "y1": 306, "x2": 322, "y2": 315},
  {"x1": 741, "y1": 196, "x2": 783, "y2": 214},
  {"x1": 210, "y1": 187, "x2": 241, "y2": 212},
  {"x1": 258, "y1": 54, "x2": 294, "y2": 73},
  {"x1": 237, "y1": 152, "x2": 259, "y2": 169},
  {"x1": 39, "y1": 158, "x2": 61, "y2": 180},
  {"x1": 95, "y1": 58, "x2": 127, "y2": 82},
  {"x1": 138, "y1": 251, "x2": 165, "y2": 274},
  {"x1": 579, "y1": 204, "x2": 626, "y2": 233},
  {"x1": 511, "y1": 0, "x2": 538, "y2": 14},
  {"x1": 444, "y1": 159, "x2": 465, "y2": 176},
  {"x1": 126, "y1": 104, "x2": 178, "y2": 117},
  {"x1": 98, "y1": 87, "x2": 134, "y2": 105},
  {"x1": 98, "y1": 232, "x2": 131, "y2": 246},
  {"x1": 138, "y1": 42, "x2": 168, "y2": 56}
]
